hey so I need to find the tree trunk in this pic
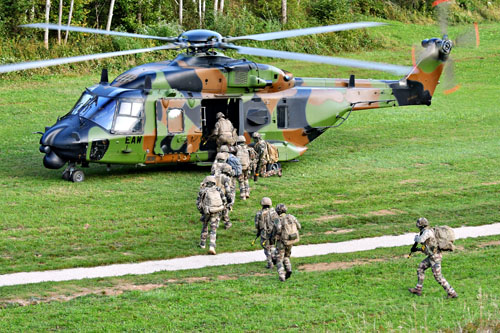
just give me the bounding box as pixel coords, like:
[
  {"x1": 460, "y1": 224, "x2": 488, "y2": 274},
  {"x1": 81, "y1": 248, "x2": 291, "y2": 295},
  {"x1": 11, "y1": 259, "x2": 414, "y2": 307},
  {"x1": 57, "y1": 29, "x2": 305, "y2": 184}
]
[
  {"x1": 44, "y1": 0, "x2": 51, "y2": 49},
  {"x1": 179, "y1": 0, "x2": 183, "y2": 25},
  {"x1": 30, "y1": 2, "x2": 35, "y2": 21},
  {"x1": 202, "y1": 0, "x2": 206, "y2": 21},
  {"x1": 219, "y1": 0, "x2": 224, "y2": 13},
  {"x1": 57, "y1": 0, "x2": 63, "y2": 44},
  {"x1": 64, "y1": 0, "x2": 74, "y2": 44},
  {"x1": 198, "y1": 0, "x2": 202, "y2": 28},
  {"x1": 106, "y1": 0, "x2": 116, "y2": 31},
  {"x1": 282, "y1": 0, "x2": 287, "y2": 25},
  {"x1": 214, "y1": 0, "x2": 218, "y2": 15}
]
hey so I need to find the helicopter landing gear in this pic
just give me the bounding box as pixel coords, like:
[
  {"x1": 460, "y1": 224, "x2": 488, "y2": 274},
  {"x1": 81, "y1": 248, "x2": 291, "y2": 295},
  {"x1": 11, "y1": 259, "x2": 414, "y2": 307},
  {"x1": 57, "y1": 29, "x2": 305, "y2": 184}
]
[
  {"x1": 266, "y1": 163, "x2": 282, "y2": 177},
  {"x1": 62, "y1": 163, "x2": 85, "y2": 182}
]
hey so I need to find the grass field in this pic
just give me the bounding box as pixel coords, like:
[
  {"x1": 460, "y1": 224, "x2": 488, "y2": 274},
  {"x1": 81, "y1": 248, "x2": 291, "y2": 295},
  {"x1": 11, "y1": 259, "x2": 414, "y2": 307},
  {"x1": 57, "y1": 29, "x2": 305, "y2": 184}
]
[{"x1": 1, "y1": 20, "x2": 500, "y2": 330}]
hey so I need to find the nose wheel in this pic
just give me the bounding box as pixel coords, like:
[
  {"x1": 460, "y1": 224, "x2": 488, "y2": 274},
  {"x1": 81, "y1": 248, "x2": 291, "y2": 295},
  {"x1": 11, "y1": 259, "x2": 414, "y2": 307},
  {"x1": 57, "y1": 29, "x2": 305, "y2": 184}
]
[{"x1": 62, "y1": 163, "x2": 85, "y2": 182}]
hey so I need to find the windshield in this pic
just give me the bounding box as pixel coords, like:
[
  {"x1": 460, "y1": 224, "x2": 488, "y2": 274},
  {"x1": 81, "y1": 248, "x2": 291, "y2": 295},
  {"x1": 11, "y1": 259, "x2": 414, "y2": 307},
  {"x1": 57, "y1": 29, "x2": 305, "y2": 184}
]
[
  {"x1": 79, "y1": 96, "x2": 116, "y2": 130},
  {"x1": 66, "y1": 92, "x2": 93, "y2": 116}
]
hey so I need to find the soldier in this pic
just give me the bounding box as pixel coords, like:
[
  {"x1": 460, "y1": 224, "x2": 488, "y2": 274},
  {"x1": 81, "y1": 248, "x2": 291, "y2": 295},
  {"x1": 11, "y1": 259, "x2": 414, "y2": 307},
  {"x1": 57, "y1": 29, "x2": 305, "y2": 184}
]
[
  {"x1": 211, "y1": 151, "x2": 229, "y2": 176},
  {"x1": 252, "y1": 132, "x2": 269, "y2": 178},
  {"x1": 408, "y1": 217, "x2": 458, "y2": 298},
  {"x1": 235, "y1": 135, "x2": 251, "y2": 199},
  {"x1": 248, "y1": 145, "x2": 258, "y2": 182},
  {"x1": 272, "y1": 203, "x2": 301, "y2": 281},
  {"x1": 196, "y1": 176, "x2": 226, "y2": 255},
  {"x1": 217, "y1": 164, "x2": 235, "y2": 229},
  {"x1": 254, "y1": 197, "x2": 279, "y2": 268},
  {"x1": 212, "y1": 112, "x2": 235, "y2": 148}
]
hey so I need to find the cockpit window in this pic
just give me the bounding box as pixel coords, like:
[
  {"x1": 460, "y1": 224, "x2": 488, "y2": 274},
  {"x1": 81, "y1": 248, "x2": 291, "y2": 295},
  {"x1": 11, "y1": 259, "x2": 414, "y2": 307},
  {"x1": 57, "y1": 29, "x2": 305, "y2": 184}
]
[
  {"x1": 113, "y1": 100, "x2": 144, "y2": 134},
  {"x1": 79, "y1": 96, "x2": 116, "y2": 130},
  {"x1": 68, "y1": 92, "x2": 93, "y2": 116}
]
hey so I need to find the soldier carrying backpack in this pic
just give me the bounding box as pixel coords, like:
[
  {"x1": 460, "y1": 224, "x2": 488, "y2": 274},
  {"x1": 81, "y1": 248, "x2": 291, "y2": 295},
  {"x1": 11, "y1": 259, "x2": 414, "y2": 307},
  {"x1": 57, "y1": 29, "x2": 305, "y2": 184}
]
[
  {"x1": 272, "y1": 203, "x2": 301, "y2": 281},
  {"x1": 196, "y1": 176, "x2": 227, "y2": 255},
  {"x1": 408, "y1": 217, "x2": 458, "y2": 298},
  {"x1": 254, "y1": 197, "x2": 280, "y2": 269}
]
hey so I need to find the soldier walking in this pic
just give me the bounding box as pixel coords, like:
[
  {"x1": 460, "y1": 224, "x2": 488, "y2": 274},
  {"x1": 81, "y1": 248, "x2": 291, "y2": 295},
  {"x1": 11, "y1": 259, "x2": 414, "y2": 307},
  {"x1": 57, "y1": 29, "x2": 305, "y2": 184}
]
[
  {"x1": 218, "y1": 164, "x2": 235, "y2": 229},
  {"x1": 235, "y1": 135, "x2": 251, "y2": 199},
  {"x1": 272, "y1": 203, "x2": 301, "y2": 281},
  {"x1": 212, "y1": 112, "x2": 235, "y2": 148},
  {"x1": 196, "y1": 176, "x2": 226, "y2": 255},
  {"x1": 408, "y1": 217, "x2": 458, "y2": 298},
  {"x1": 252, "y1": 132, "x2": 269, "y2": 178},
  {"x1": 254, "y1": 197, "x2": 279, "y2": 268}
]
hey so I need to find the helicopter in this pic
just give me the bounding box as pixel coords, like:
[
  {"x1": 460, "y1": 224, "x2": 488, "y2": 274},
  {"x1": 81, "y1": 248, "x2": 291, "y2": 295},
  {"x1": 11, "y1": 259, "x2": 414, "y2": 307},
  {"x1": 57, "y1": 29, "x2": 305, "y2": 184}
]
[{"x1": 0, "y1": 20, "x2": 453, "y2": 182}]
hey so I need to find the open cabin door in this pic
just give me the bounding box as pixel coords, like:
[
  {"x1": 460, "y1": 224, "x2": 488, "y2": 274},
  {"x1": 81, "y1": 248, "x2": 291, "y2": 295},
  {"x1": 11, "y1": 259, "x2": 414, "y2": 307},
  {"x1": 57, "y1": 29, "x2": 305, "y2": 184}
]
[{"x1": 154, "y1": 98, "x2": 202, "y2": 156}]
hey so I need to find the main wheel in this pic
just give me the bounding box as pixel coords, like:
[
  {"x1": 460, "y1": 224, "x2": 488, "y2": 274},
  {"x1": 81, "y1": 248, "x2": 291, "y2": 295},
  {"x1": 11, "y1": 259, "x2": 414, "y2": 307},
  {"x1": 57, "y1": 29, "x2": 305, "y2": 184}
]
[{"x1": 71, "y1": 170, "x2": 85, "y2": 183}]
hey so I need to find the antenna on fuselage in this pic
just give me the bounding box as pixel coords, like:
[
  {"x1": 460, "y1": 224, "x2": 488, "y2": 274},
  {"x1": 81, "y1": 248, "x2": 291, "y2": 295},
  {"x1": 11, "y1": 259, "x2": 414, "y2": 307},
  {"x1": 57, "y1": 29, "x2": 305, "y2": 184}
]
[{"x1": 100, "y1": 68, "x2": 109, "y2": 84}]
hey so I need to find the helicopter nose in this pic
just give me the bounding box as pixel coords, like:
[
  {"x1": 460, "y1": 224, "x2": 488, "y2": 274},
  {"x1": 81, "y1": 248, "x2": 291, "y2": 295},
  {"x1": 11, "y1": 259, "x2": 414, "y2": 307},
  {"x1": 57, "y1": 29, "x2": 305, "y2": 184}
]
[{"x1": 43, "y1": 151, "x2": 66, "y2": 169}]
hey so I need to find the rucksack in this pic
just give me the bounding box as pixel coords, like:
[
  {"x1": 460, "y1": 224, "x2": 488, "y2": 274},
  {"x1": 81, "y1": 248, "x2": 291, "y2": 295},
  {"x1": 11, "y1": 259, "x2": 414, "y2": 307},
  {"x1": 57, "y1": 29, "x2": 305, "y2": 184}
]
[
  {"x1": 266, "y1": 142, "x2": 279, "y2": 163},
  {"x1": 259, "y1": 209, "x2": 275, "y2": 234},
  {"x1": 202, "y1": 187, "x2": 224, "y2": 214},
  {"x1": 433, "y1": 226, "x2": 455, "y2": 251},
  {"x1": 227, "y1": 154, "x2": 242, "y2": 177},
  {"x1": 281, "y1": 214, "x2": 300, "y2": 246},
  {"x1": 236, "y1": 146, "x2": 250, "y2": 169}
]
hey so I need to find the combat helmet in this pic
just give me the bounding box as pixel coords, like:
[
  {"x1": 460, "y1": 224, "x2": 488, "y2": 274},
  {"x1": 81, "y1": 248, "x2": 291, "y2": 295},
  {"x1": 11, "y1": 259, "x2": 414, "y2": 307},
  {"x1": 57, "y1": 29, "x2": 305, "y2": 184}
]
[
  {"x1": 236, "y1": 135, "x2": 246, "y2": 144},
  {"x1": 276, "y1": 203, "x2": 287, "y2": 215},
  {"x1": 215, "y1": 152, "x2": 228, "y2": 162},
  {"x1": 416, "y1": 217, "x2": 429, "y2": 228},
  {"x1": 252, "y1": 132, "x2": 261, "y2": 140},
  {"x1": 203, "y1": 175, "x2": 217, "y2": 186},
  {"x1": 221, "y1": 164, "x2": 233, "y2": 175},
  {"x1": 219, "y1": 145, "x2": 229, "y2": 153},
  {"x1": 260, "y1": 197, "x2": 272, "y2": 207},
  {"x1": 216, "y1": 112, "x2": 225, "y2": 119}
]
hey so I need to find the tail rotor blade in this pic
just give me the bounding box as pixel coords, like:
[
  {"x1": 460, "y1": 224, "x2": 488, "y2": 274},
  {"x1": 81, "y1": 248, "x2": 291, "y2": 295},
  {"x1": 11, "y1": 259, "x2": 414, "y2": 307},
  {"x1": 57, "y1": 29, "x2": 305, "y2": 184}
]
[
  {"x1": 0, "y1": 44, "x2": 181, "y2": 74},
  {"x1": 21, "y1": 23, "x2": 178, "y2": 42},
  {"x1": 442, "y1": 58, "x2": 460, "y2": 95}
]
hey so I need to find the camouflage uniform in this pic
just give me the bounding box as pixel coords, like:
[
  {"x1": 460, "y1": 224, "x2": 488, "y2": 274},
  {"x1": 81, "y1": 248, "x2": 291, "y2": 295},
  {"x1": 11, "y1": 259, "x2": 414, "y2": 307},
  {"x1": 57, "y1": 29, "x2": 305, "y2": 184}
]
[
  {"x1": 409, "y1": 218, "x2": 457, "y2": 298},
  {"x1": 254, "y1": 197, "x2": 279, "y2": 268},
  {"x1": 252, "y1": 132, "x2": 269, "y2": 177},
  {"x1": 272, "y1": 205, "x2": 301, "y2": 281},
  {"x1": 196, "y1": 176, "x2": 226, "y2": 255},
  {"x1": 235, "y1": 136, "x2": 251, "y2": 199},
  {"x1": 248, "y1": 146, "x2": 258, "y2": 181},
  {"x1": 217, "y1": 165, "x2": 235, "y2": 229},
  {"x1": 213, "y1": 112, "x2": 235, "y2": 148},
  {"x1": 211, "y1": 152, "x2": 229, "y2": 176}
]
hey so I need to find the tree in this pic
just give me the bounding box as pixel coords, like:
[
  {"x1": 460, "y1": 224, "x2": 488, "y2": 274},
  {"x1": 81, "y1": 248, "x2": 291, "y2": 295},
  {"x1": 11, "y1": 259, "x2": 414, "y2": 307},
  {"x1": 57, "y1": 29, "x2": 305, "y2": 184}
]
[
  {"x1": 282, "y1": 0, "x2": 287, "y2": 24},
  {"x1": 179, "y1": 0, "x2": 183, "y2": 25},
  {"x1": 57, "y1": 0, "x2": 63, "y2": 44},
  {"x1": 64, "y1": 0, "x2": 74, "y2": 44},
  {"x1": 106, "y1": 0, "x2": 115, "y2": 31},
  {"x1": 44, "y1": 0, "x2": 51, "y2": 49}
]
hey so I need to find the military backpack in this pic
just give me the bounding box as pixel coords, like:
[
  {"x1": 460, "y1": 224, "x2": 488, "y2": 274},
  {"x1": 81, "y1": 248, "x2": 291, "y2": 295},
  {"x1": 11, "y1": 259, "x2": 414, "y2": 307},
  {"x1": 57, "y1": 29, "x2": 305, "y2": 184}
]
[
  {"x1": 236, "y1": 146, "x2": 250, "y2": 169},
  {"x1": 202, "y1": 187, "x2": 224, "y2": 214},
  {"x1": 281, "y1": 214, "x2": 300, "y2": 245},
  {"x1": 266, "y1": 142, "x2": 279, "y2": 163},
  {"x1": 433, "y1": 226, "x2": 455, "y2": 251}
]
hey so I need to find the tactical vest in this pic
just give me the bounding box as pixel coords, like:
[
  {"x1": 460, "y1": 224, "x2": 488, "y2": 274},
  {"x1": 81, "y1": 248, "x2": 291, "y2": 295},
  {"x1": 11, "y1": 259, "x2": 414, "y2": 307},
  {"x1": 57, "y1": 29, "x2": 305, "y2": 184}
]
[
  {"x1": 219, "y1": 119, "x2": 234, "y2": 136},
  {"x1": 422, "y1": 228, "x2": 438, "y2": 256}
]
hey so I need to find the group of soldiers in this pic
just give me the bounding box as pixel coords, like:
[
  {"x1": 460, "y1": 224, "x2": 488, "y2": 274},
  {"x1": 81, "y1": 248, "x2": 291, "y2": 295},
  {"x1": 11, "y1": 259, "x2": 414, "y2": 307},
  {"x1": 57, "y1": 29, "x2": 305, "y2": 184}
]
[
  {"x1": 195, "y1": 113, "x2": 458, "y2": 292},
  {"x1": 195, "y1": 112, "x2": 298, "y2": 281}
]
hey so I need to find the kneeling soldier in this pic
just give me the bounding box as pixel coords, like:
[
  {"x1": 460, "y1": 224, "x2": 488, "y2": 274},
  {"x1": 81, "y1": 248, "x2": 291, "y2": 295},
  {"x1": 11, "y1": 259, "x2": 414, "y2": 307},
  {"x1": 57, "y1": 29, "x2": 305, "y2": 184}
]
[
  {"x1": 254, "y1": 197, "x2": 279, "y2": 268},
  {"x1": 196, "y1": 176, "x2": 226, "y2": 255},
  {"x1": 408, "y1": 217, "x2": 458, "y2": 298},
  {"x1": 273, "y1": 203, "x2": 301, "y2": 281}
]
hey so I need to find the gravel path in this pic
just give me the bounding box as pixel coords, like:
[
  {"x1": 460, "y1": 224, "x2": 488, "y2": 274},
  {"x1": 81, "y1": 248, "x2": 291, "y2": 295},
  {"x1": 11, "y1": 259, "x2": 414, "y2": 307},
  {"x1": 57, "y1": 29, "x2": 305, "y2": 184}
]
[{"x1": 1, "y1": 223, "x2": 500, "y2": 287}]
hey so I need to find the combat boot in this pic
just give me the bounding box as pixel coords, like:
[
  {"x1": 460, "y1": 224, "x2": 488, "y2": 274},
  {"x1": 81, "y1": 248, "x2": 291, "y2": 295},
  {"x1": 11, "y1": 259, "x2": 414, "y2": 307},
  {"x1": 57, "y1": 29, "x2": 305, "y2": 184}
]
[
  {"x1": 198, "y1": 242, "x2": 206, "y2": 249},
  {"x1": 408, "y1": 287, "x2": 422, "y2": 296},
  {"x1": 208, "y1": 247, "x2": 216, "y2": 255},
  {"x1": 279, "y1": 274, "x2": 286, "y2": 282},
  {"x1": 447, "y1": 291, "x2": 458, "y2": 299},
  {"x1": 266, "y1": 261, "x2": 274, "y2": 269},
  {"x1": 224, "y1": 222, "x2": 232, "y2": 230},
  {"x1": 285, "y1": 270, "x2": 292, "y2": 280}
]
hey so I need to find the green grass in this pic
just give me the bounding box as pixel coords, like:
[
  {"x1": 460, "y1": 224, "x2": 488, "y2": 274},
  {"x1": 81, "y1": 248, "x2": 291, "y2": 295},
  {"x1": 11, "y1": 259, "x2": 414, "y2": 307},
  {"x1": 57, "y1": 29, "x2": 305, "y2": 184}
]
[
  {"x1": 0, "y1": 235, "x2": 499, "y2": 331},
  {"x1": 1, "y1": 21, "x2": 500, "y2": 276}
]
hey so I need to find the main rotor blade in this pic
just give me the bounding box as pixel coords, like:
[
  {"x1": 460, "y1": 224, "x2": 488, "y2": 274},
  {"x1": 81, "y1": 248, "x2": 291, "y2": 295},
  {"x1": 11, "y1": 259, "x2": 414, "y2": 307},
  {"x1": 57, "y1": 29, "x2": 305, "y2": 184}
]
[
  {"x1": 225, "y1": 22, "x2": 385, "y2": 42},
  {"x1": 225, "y1": 45, "x2": 412, "y2": 76},
  {"x1": 0, "y1": 44, "x2": 181, "y2": 73},
  {"x1": 21, "y1": 23, "x2": 177, "y2": 42}
]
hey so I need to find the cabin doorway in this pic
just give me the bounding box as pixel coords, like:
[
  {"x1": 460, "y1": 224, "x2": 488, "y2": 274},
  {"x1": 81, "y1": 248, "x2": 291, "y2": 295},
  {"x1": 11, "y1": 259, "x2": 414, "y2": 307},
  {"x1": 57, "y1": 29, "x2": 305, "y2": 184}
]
[{"x1": 200, "y1": 98, "x2": 243, "y2": 151}]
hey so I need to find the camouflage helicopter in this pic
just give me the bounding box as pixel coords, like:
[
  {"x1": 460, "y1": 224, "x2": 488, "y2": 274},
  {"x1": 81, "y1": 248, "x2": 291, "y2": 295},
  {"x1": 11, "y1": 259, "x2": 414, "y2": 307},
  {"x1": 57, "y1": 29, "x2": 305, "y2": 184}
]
[{"x1": 0, "y1": 20, "x2": 453, "y2": 182}]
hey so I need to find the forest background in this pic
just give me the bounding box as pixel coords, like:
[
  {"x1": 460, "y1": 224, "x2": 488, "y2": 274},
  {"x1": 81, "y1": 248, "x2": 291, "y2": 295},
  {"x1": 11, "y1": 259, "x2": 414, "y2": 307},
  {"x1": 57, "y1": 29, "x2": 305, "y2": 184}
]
[{"x1": 1, "y1": 0, "x2": 500, "y2": 76}]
